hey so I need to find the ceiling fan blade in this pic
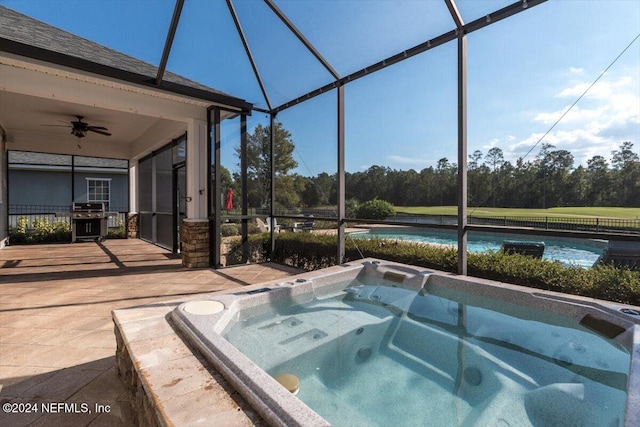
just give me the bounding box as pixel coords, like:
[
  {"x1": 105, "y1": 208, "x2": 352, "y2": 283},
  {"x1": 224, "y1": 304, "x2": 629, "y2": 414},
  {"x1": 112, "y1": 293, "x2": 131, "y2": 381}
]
[
  {"x1": 88, "y1": 129, "x2": 112, "y2": 136},
  {"x1": 87, "y1": 126, "x2": 109, "y2": 131},
  {"x1": 41, "y1": 124, "x2": 72, "y2": 127}
]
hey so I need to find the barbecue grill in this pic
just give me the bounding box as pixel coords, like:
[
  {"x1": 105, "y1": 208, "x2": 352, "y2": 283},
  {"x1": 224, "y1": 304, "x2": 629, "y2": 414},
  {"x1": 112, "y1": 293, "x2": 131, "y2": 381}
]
[{"x1": 71, "y1": 202, "x2": 108, "y2": 242}]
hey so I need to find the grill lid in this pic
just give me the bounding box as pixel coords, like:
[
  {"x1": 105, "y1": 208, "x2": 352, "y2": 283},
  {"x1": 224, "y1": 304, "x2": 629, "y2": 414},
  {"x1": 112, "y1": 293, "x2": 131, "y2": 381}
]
[{"x1": 72, "y1": 202, "x2": 105, "y2": 212}]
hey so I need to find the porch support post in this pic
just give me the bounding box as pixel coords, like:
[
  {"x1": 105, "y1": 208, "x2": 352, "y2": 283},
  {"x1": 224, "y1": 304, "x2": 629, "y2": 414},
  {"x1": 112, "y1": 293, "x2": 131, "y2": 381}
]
[
  {"x1": 127, "y1": 159, "x2": 139, "y2": 238},
  {"x1": 185, "y1": 118, "x2": 208, "y2": 219},
  {"x1": 212, "y1": 110, "x2": 222, "y2": 267},
  {"x1": 337, "y1": 84, "x2": 346, "y2": 264},
  {"x1": 182, "y1": 116, "x2": 211, "y2": 268},
  {"x1": 128, "y1": 160, "x2": 137, "y2": 213}
]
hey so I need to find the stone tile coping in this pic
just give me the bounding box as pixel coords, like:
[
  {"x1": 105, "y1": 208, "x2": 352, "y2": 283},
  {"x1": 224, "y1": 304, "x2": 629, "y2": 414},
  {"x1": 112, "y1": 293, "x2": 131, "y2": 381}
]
[{"x1": 112, "y1": 298, "x2": 266, "y2": 427}]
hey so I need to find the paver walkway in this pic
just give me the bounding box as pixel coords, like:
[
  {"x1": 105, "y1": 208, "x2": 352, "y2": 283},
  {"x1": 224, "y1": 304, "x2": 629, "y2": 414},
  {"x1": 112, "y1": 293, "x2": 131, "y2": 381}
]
[{"x1": 0, "y1": 239, "x2": 301, "y2": 427}]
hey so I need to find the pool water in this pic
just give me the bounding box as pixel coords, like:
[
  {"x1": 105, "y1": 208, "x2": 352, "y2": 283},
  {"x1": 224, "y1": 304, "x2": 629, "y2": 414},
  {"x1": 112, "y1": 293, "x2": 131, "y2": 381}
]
[
  {"x1": 351, "y1": 229, "x2": 602, "y2": 268},
  {"x1": 223, "y1": 277, "x2": 629, "y2": 427}
]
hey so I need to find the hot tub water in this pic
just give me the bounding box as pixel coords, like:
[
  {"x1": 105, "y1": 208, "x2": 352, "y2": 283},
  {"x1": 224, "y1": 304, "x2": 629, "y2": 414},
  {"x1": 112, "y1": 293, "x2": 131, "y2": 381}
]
[{"x1": 222, "y1": 278, "x2": 629, "y2": 426}]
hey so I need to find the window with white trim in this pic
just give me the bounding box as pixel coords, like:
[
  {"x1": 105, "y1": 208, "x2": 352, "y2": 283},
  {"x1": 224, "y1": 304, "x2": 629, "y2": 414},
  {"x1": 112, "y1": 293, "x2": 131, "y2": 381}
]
[{"x1": 87, "y1": 178, "x2": 111, "y2": 211}]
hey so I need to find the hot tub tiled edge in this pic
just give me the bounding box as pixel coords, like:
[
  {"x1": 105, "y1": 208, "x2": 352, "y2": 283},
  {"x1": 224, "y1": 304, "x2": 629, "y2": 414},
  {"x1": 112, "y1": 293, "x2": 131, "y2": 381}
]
[{"x1": 112, "y1": 300, "x2": 267, "y2": 427}]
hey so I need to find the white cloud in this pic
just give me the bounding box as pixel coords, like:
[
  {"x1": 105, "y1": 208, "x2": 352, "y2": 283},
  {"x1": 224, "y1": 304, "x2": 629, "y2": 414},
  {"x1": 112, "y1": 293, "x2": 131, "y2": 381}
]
[
  {"x1": 504, "y1": 74, "x2": 640, "y2": 166},
  {"x1": 569, "y1": 67, "x2": 584, "y2": 74},
  {"x1": 556, "y1": 76, "x2": 633, "y2": 99},
  {"x1": 386, "y1": 155, "x2": 432, "y2": 165},
  {"x1": 534, "y1": 105, "x2": 610, "y2": 124},
  {"x1": 507, "y1": 125, "x2": 635, "y2": 166}
]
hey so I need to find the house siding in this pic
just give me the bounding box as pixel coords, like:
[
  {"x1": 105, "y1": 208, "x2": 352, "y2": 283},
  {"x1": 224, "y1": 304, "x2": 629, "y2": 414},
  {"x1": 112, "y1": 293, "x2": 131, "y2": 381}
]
[
  {"x1": 9, "y1": 169, "x2": 72, "y2": 211},
  {"x1": 9, "y1": 169, "x2": 128, "y2": 212}
]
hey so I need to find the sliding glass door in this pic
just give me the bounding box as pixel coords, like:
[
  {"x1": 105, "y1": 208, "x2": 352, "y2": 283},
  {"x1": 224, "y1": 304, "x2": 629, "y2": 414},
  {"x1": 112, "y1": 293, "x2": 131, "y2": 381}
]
[{"x1": 138, "y1": 135, "x2": 186, "y2": 252}]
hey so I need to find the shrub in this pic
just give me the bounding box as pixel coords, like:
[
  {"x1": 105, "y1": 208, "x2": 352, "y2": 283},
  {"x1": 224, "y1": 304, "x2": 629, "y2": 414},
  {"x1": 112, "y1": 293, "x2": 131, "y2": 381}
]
[
  {"x1": 10, "y1": 217, "x2": 71, "y2": 244},
  {"x1": 51, "y1": 219, "x2": 72, "y2": 241},
  {"x1": 311, "y1": 220, "x2": 337, "y2": 230},
  {"x1": 10, "y1": 217, "x2": 30, "y2": 244},
  {"x1": 345, "y1": 198, "x2": 359, "y2": 218},
  {"x1": 31, "y1": 217, "x2": 54, "y2": 241},
  {"x1": 355, "y1": 198, "x2": 396, "y2": 220},
  {"x1": 9, "y1": 216, "x2": 130, "y2": 243},
  {"x1": 221, "y1": 223, "x2": 240, "y2": 237},
  {"x1": 224, "y1": 233, "x2": 268, "y2": 265},
  {"x1": 15, "y1": 216, "x2": 28, "y2": 234},
  {"x1": 230, "y1": 233, "x2": 640, "y2": 305},
  {"x1": 220, "y1": 222, "x2": 261, "y2": 237},
  {"x1": 107, "y1": 218, "x2": 126, "y2": 239}
]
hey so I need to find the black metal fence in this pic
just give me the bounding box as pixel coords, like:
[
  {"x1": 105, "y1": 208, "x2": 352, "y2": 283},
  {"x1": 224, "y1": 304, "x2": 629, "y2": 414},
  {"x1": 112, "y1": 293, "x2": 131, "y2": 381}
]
[
  {"x1": 9, "y1": 204, "x2": 71, "y2": 215},
  {"x1": 387, "y1": 213, "x2": 640, "y2": 235},
  {"x1": 472, "y1": 215, "x2": 639, "y2": 234},
  {"x1": 8, "y1": 205, "x2": 127, "y2": 229},
  {"x1": 223, "y1": 208, "x2": 639, "y2": 235}
]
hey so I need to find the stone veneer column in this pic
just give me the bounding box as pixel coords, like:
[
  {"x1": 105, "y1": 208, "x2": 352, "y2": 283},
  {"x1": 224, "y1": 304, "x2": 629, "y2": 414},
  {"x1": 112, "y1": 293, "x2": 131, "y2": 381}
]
[
  {"x1": 181, "y1": 219, "x2": 209, "y2": 268},
  {"x1": 126, "y1": 213, "x2": 139, "y2": 239}
]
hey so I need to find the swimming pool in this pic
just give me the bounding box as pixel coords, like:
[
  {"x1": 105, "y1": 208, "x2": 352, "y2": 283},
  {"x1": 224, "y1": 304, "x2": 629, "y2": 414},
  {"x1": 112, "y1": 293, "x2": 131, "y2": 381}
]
[
  {"x1": 351, "y1": 227, "x2": 604, "y2": 268},
  {"x1": 171, "y1": 259, "x2": 639, "y2": 427}
]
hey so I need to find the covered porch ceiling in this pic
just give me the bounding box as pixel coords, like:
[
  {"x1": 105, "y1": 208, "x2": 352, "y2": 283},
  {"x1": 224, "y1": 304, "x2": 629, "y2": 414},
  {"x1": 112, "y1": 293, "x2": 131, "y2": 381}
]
[
  {"x1": 0, "y1": 90, "x2": 186, "y2": 160},
  {"x1": 0, "y1": 52, "x2": 243, "y2": 160}
]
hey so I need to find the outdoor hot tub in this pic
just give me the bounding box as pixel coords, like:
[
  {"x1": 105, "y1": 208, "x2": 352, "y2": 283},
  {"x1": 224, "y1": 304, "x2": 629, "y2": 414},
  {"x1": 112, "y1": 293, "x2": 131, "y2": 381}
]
[{"x1": 171, "y1": 259, "x2": 639, "y2": 427}]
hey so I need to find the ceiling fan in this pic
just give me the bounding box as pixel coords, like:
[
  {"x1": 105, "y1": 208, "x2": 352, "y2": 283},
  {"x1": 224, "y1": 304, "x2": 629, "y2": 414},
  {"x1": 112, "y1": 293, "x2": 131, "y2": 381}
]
[{"x1": 43, "y1": 115, "x2": 112, "y2": 138}]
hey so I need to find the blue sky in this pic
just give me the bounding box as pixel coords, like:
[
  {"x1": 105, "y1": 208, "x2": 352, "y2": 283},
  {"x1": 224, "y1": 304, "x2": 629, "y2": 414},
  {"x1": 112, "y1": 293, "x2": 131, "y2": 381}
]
[{"x1": 3, "y1": 0, "x2": 639, "y2": 177}]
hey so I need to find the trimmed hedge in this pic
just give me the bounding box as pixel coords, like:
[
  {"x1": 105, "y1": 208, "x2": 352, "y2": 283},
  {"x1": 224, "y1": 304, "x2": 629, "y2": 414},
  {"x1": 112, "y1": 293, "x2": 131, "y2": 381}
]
[
  {"x1": 230, "y1": 232, "x2": 640, "y2": 305},
  {"x1": 10, "y1": 216, "x2": 126, "y2": 244},
  {"x1": 221, "y1": 222, "x2": 261, "y2": 237},
  {"x1": 9, "y1": 217, "x2": 71, "y2": 244}
]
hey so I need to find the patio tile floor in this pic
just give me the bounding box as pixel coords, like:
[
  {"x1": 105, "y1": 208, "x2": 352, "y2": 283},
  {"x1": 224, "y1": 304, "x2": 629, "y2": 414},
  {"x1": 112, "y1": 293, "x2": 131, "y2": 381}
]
[{"x1": 0, "y1": 239, "x2": 302, "y2": 427}]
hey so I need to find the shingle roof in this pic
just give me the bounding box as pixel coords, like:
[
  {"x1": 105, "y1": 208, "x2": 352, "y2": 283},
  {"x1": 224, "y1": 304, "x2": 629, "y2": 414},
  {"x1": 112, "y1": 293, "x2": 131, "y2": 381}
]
[
  {"x1": 0, "y1": 6, "x2": 252, "y2": 110},
  {"x1": 8, "y1": 151, "x2": 128, "y2": 169}
]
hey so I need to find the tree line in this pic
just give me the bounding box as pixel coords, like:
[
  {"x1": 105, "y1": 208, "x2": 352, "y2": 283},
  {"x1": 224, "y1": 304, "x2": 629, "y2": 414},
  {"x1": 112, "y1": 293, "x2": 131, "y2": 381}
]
[
  {"x1": 220, "y1": 123, "x2": 639, "y2": 209},
  {"x1": 343, "y1": 141, "x2": 639, "y2": 209}
]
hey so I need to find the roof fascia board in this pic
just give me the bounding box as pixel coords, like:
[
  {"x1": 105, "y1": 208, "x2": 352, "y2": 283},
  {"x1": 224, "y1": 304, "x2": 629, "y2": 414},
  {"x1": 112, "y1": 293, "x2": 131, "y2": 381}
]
[
  {"x1": 0, "y1": 57, "x2": 208, "y2": 121},
  {"x1": 0, "y1": 37, "x2": 253, "y2": 112}
]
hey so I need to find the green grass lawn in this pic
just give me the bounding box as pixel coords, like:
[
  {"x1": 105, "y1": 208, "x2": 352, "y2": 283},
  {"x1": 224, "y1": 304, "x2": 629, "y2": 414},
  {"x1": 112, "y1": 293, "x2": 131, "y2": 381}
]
[{"x1": 394, "y1": 206, "x2": 640, "y2": 220}]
